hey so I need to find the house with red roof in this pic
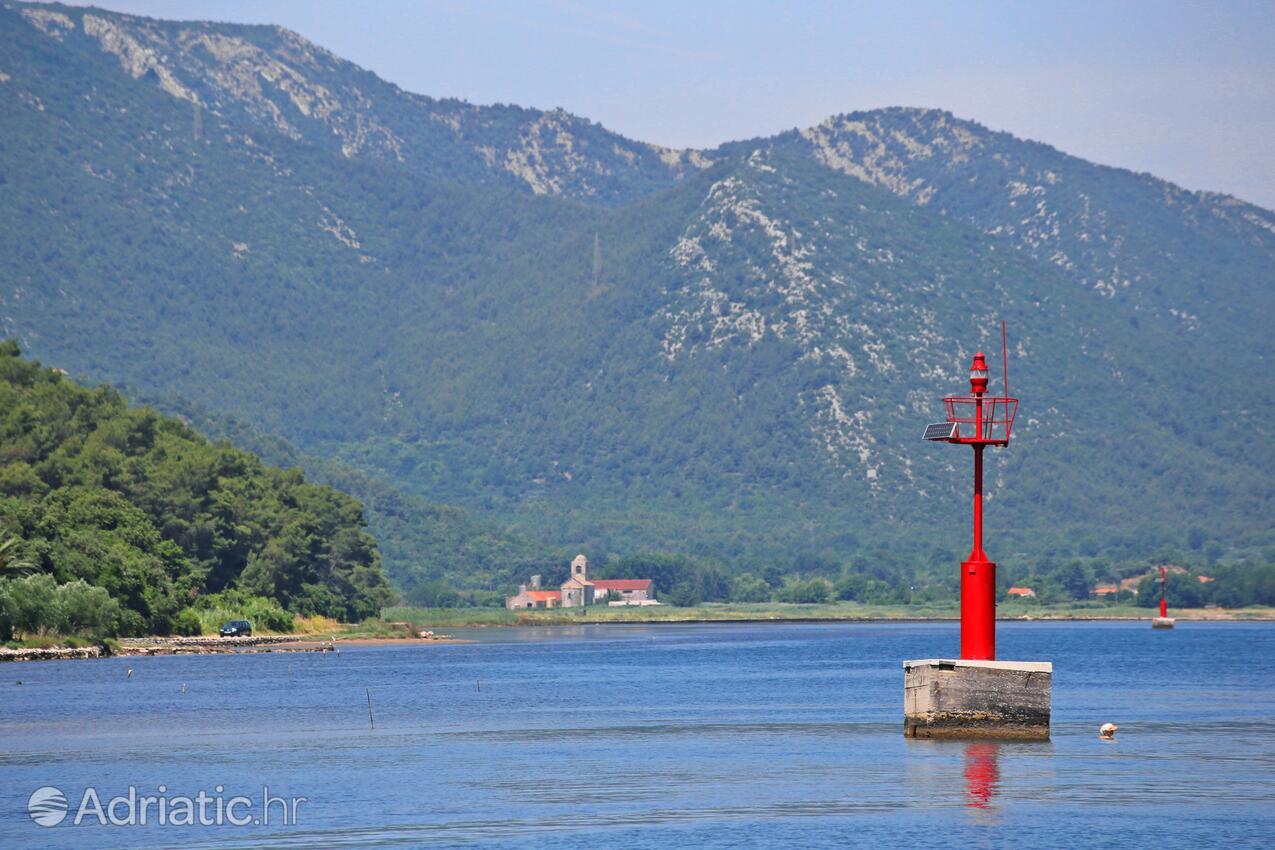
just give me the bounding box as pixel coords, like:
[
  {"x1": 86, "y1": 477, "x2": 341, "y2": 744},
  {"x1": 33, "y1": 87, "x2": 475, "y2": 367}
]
[
  {"x1": 505, "y1": 574, "x2": 562, "y2": 609},
  {"x1": 594, "y1": 578, "x2": 656, "y2": 605},
  {"x1": 506, "y1": 555, "x2": 659, "y2": 609}
]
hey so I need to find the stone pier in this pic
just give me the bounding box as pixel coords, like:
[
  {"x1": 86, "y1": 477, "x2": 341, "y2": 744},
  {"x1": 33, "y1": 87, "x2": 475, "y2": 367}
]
[{"x1": 904, "y1": 658, "x2": 1052, "y2": 740}]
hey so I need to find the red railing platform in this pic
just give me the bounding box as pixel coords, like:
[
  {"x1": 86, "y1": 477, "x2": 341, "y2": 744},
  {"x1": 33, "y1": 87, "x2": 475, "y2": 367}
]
[{"x1": 942, "y1": 395, "x2": 1018, "y2": 445}]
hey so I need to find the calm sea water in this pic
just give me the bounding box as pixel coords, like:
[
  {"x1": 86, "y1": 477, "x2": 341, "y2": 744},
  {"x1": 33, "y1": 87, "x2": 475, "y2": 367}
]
[{"x1": 2, "y1": 621, "x2": 1273, "y2": 849}]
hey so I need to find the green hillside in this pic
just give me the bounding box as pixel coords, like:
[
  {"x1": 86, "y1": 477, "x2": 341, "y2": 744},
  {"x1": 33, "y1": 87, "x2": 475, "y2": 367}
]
[
  {"x1": 0, "y1": 343, "x2": 391, "y2": 636},
  {"x1": 1, "y1": 2, "x2": 1272, "y2": 599},
  {"x1": 778, "y1": 109, "x2": 1275, "y2": 371},
  {"x1": 151, "y1": 395, "x2": 567, "y2": 604}
]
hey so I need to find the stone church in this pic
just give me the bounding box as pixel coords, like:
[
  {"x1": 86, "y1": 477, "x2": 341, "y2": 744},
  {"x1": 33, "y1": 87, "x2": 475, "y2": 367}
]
[{"x1": 560, "y1": 554, "x2": 595, "y2": 607}]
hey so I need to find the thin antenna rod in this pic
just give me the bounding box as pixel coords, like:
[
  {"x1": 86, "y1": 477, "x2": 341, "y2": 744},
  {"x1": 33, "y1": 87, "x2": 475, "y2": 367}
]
[{"x1": 1001, "y1": 320, "x2": 1009, "y2": 397}]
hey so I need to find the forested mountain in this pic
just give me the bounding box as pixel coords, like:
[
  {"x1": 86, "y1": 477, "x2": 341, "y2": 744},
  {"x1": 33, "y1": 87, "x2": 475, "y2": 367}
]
[
  {"x1": 2, "y1": 2, "x2": 1272, "y2": 597},
  {"x1": 776, "y1": 110, "x2": 1275, "y2": 373},
  {"x1": 0, "y1": 343, "x2": 392, "y2": 634},
  {"x1": 152, "y1": 395, "x2": 566, "y2": 604},
  {"x1": 5, "y1": 2, "x2": 708, "y2": 202}
]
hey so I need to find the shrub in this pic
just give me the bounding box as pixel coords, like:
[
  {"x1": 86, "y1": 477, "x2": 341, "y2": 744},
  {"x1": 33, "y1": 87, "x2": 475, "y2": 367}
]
[
  {"x1": 0, "y1": 574, "x2": 121, "y2": 639},
  {"x1": 664, "y1": 581, "x2": 702, "y2": 607},
  {"x1": 171, "y1": 608, "x2": 204, "y2": 636},
  {"x1": 731, "y1": 573, "x2": 772, "y2": 603},
  {"x1": 55, "y1": 579, "x2": 120, "y2": 636},
  {"x1": 405, "y1": 579, "x2": 461, "y2": 609},
  {"x1": 777, "y1": 578, "x2": 832, "y2": 604},
  {"x1": 1, "y1": 573, "x2": 58, "y2": 637}
]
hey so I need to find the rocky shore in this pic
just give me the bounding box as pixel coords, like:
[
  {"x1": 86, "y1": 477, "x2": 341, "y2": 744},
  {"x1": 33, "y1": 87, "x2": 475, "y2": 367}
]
[
  {"x1": 117, "y1": 635, "x2": 303, "y2": 650},
  {"x1": 1, "y1": 635, "x2": 329, "y2": 663},
  {"x1": 1, "y1": 644, "x2": 107, "y2": 663}
]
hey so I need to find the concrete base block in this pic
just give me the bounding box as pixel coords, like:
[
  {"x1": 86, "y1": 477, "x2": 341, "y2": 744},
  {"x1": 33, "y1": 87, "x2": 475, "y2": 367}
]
[
  {"x1": 904, "y1": 658, "x2": 1052, "y2": 740},
  {"x1": 1152, "y1": 617, "x2": 1176, "y2": 629}
]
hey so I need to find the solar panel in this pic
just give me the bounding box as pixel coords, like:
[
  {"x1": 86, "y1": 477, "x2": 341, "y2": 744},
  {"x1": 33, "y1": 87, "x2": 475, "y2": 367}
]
[{"x1": 923, "y1": 422, "x2": 958, "y2": 441}]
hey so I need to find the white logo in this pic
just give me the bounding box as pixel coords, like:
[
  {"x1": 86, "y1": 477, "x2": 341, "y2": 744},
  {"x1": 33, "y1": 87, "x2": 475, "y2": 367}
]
[
  {"x1": 28, "y1": 786, "x2": 68, "y2": 827},
  {"x1": 24, "y1": 784, "x2": 305, "y2": 829}
]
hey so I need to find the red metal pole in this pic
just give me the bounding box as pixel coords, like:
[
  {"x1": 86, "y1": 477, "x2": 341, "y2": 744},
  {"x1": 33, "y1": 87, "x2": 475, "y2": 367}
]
[
  {"x1": 1160, "y1": 566, "x2": 1168, "y2": 618},
  {"x1": 962, "y1": 390, "x2": 996, "y2": 661},
  {"x1": 972, "y1": 445, "x2": 985, "y2": 561}
]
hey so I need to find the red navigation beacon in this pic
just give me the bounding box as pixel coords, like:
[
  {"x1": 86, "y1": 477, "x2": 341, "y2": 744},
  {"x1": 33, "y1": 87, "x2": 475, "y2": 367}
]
[{"x1": 923, "y1": 325, "x2": 1018, "y2": 661}]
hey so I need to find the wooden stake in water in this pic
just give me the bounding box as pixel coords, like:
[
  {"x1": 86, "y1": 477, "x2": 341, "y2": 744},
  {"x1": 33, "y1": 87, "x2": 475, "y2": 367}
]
[{"x1": 366, "y1": 688, "x2": 374, "y2": 730}]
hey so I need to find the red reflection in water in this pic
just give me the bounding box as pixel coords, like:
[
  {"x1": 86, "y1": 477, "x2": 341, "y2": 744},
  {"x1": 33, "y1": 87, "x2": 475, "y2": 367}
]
[{"x1": 964, "y1": 742, "x2": 1001, "y2": 808}]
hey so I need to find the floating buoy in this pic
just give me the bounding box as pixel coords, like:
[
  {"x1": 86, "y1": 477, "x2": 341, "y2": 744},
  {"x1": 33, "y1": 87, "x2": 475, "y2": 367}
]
[
  {"x1": 1099, "y1": 722, "x2": 1118, "y2": 740},
  {"x1": 126, "y1": 668, "x2": 133, "y2": 679}
]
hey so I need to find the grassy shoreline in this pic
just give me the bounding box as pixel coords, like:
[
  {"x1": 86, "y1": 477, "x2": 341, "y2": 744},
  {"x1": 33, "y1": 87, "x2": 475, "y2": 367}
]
[
  {"x1": 378, "y1": 602, "x2": 1275, "y2": 630},
  {"x1": 10, "y1": 603, "x2": 1272, "y2": 655}
]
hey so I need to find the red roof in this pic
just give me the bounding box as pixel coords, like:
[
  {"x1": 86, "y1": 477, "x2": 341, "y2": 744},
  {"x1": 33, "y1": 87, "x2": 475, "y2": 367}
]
[
  {"x1": 1006, "y1": 587, "x2": 1035, "y2": 597},
  {"x1": 524, "y1": 590, "x2": 561, "y2": 601},
  {"x1": 592, "y1": 579, "x2": 652, "y2": 591}
]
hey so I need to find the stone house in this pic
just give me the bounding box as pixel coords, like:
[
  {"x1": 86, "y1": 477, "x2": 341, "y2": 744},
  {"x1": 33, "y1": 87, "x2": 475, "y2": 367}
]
[
  {"x1": 505, "y1": 574, "x2": 563, "y2": 609},
  {"x1": 505, "y1": 589, "x2": 561, "y2": 609},
  {"x1": 593, "y1": 579, "x2": 654, "y2": 604}
]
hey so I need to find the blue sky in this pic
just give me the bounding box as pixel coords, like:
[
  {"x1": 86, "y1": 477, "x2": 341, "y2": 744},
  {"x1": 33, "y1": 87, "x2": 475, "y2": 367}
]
[{"x1": 60, "y1": 0, "x2": 1275, "y2": 208}]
